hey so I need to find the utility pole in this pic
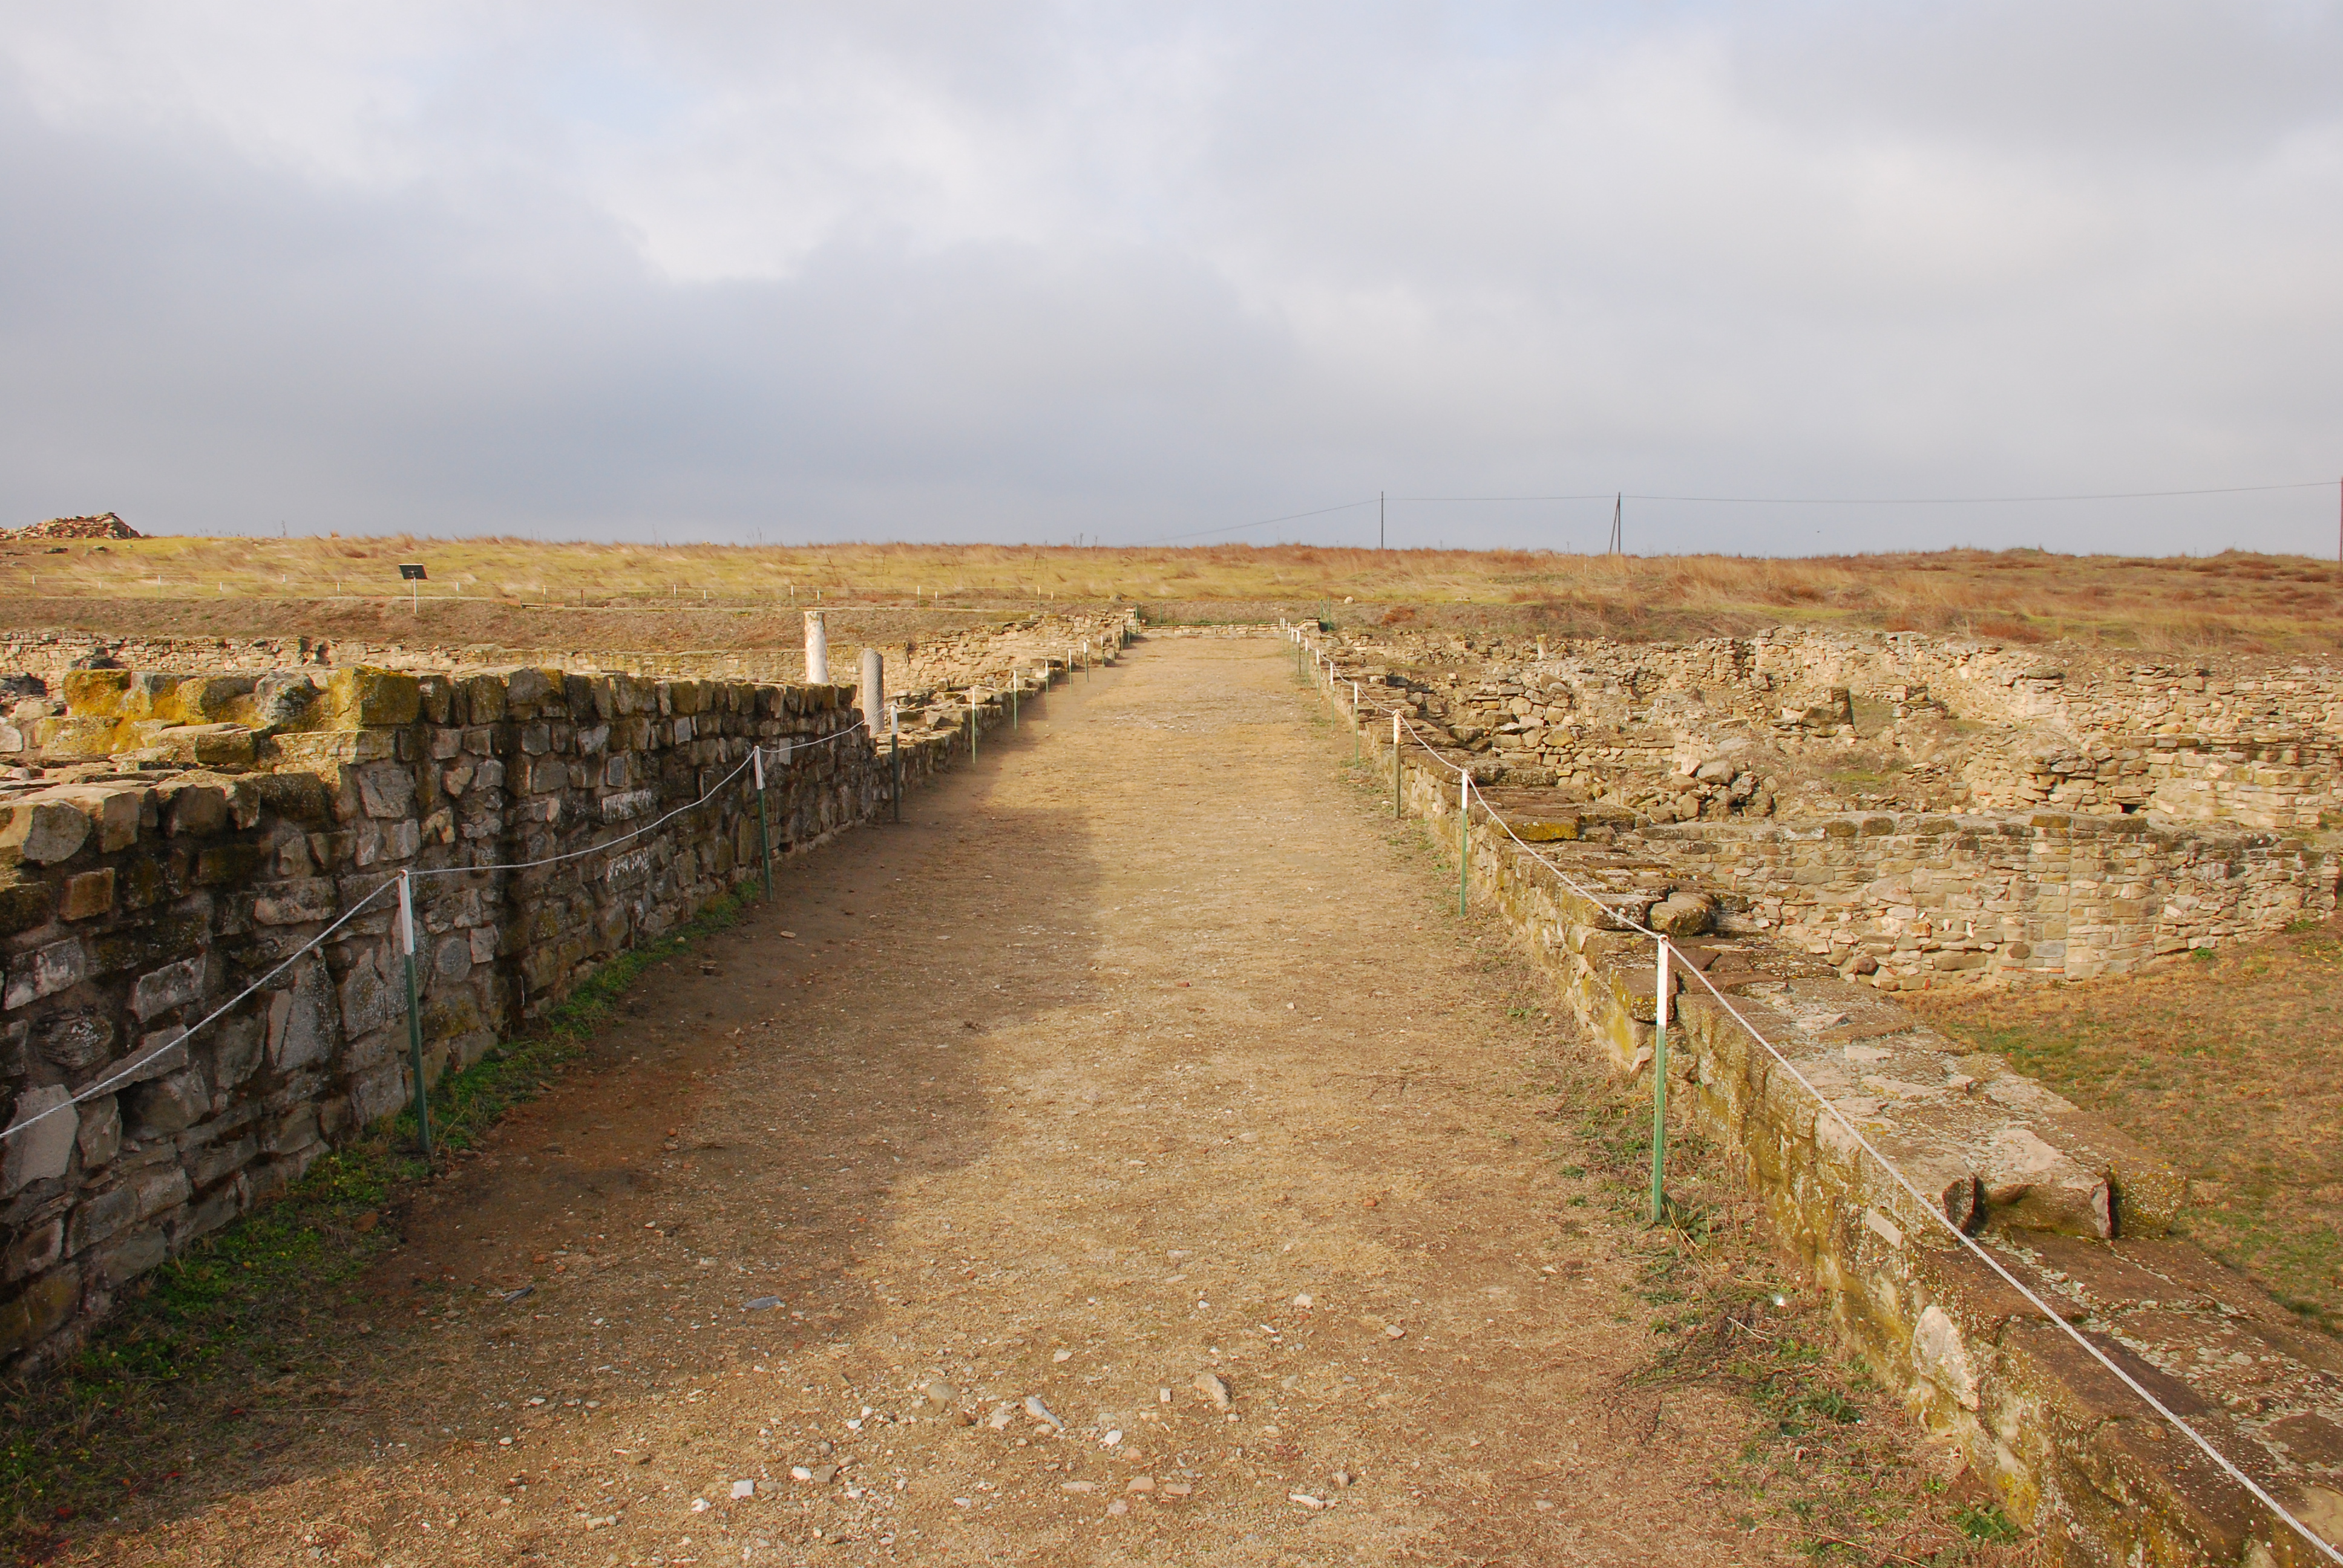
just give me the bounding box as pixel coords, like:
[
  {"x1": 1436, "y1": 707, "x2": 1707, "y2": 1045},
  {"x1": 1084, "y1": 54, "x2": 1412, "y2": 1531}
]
[
  {"x1": 1608, "y1": 494, "x2": 1622, "y2": 555},
  {"x1": 1379, "y1": 491, "x2": 1385, "y2": 551}
]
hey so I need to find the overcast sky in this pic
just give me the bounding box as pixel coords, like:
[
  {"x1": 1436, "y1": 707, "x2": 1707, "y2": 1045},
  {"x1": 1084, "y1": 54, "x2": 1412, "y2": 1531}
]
[{"x1": 3, "y1": 3, "x2": 2339, "y2": 555}]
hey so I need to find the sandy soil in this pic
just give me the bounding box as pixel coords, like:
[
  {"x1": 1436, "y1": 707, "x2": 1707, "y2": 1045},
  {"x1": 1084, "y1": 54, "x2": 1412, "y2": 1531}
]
[{"x1": 56, "y1": 638, "x2": 1958, "y2": 1567}]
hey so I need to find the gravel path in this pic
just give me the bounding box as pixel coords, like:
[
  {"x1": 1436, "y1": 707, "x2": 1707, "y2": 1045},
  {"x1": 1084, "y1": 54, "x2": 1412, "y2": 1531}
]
[{"x1": 74, "y1": 636, "x2": 1792, "y2": 1567}]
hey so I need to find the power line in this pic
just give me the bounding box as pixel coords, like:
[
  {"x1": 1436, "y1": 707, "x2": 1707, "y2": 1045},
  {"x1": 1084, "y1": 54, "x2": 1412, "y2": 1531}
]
[
  {"x1": 1126, "y1": 498, "x2": 1379, "y2": 547},
  {"x1": 1392, "y1": 481, "x2": 2328, "y2": 506}
]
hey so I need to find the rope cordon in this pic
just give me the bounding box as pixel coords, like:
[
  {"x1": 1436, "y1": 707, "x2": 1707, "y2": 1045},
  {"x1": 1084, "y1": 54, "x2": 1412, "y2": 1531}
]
[{"x1": 1298, "y1": 626, "x2": 2340, "y2": 1564}]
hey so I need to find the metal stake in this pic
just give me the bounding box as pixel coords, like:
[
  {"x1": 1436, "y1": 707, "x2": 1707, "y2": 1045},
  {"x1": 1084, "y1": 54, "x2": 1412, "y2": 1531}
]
[
  {"x1": 890, "y1": 707, "x2": 902, "y2": 824},
  {"x1": 1458, "y1": 774, "x2": 1470, "y2": 916},
  {"x1": 1651, "y1": 937, "x2": 1671, "y2": 1224},
  {"x1": 1392, "y1": 712, "x2": 1402, "y2": 817},
  {"x1": 398, "y1": 871, "x2": 433, "y2": 1158},
  {"x1": 1352, "y1": 681, "x2": 1361, "y2": 763},
  {"x1": 753, "y1": 745, "x2": 773, "y2": 901}
]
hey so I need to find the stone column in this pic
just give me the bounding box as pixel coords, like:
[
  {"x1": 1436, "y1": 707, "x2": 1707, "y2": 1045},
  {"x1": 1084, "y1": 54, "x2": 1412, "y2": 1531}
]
[
  {"x1": 857, "y1": 647, "x2": 883, "y2": 725},
  {"x1": 804, "y1": 612, "x2": 828, "y2": 685}
]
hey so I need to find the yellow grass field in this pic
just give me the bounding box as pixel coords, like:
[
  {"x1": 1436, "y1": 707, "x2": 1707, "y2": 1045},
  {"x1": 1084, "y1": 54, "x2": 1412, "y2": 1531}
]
[{"x1": 4, "y1": 532, "x2": 2341, "y2": 652}]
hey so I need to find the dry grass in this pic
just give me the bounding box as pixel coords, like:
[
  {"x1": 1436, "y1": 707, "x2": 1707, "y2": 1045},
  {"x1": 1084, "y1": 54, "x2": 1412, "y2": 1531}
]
[
  {"x1": 1909, "y1": 920, "x2": 2343, "y2": 1331},
  {"x1": 4, "y1": 535, "x2": 2341, "y2": 653}
]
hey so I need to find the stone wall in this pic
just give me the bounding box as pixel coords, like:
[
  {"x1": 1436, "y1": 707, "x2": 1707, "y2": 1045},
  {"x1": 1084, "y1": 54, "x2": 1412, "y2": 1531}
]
[
  {"x1": 1648, "y1": 811, "x2": 2335, "y2": 987},
  {"x1": 1, "y1": 621, "x2": 1133, "y2": 1370},
  {"x1": 1302, "y1": 642, "x2": 2343, "y2": 1566},
  {"x1": 1327, "y1": 623, "x2": 2342, "y2": 988}
]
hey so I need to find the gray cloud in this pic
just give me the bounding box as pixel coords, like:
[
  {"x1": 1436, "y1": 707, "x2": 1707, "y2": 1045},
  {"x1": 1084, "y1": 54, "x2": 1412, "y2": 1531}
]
[{"x1": 2, "y1": 2, "x2": 2338, "y2": 555}]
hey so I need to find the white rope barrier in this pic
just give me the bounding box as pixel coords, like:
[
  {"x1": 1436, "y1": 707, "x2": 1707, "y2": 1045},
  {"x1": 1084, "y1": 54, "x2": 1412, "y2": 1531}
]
[
  {"x1": 1318, "y1": 641, "x2": 2341, "y2": 1566},
  {"x1": 1, "y1": 879, "x2": 399, "y2": 1148},
  {"x1": 413, "y1": 714, "x2": 869, "y2": 882},
  {"x1": 1, "y1": 714, "x2": 870, "y2": 1148}
]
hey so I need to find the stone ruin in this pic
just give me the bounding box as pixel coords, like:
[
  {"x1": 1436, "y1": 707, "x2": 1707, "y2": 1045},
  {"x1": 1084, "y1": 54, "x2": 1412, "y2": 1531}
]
[
  {"x1": 0, "y1": 610, "x2": 1135, "y2": 1369},
  {"x1": 1296, "y1": 621, "x2": 2343, "y2": 1566},
  {"x1": 1332, "y1": 624, "x2": 2341, "y2": 989}
]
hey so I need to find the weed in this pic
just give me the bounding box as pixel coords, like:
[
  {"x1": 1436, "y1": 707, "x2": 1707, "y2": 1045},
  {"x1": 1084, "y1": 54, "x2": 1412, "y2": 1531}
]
[{"x1": 1953, "y1": 1502, "x2": 2023, "y2": 1544}]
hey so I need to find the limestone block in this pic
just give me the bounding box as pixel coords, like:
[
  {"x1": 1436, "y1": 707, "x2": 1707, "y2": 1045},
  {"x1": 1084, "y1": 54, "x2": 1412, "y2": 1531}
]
[
  {"x1": 211, "y1": 1014, "x2": 263, "y2": 1094},
  {"x1": 131, "y1": 955, "x2": 206, "y2": 1021},
  {"x1": 90, "y1": 1224, "x2": 168, "y2": 1289},
  {"x1": 67, "y1": 1184, "x2": 139, "y2": 1254},
  {"x1": 0, "y1": 1266, "x2": 80, "y2": 1360},
  {"x1": 60, "y1": 668, "x2": 134, "y2": 716},
  {"x1": 338, "y1": 950, "x2": 398, "y2": 1040},
  {"x1": 0, "y1": 876, "x2": 53, "y2": 938},
  {"x1": 129, "y1": 1068, "x2": 208, "y2": 1136},
  {"x1": 59, "y1": 869, "x2": 114, "y2": 920},
  {"x1": 252, "y1": 878, "x2": 338, "y2": 926},
  {"x1": 347, "y1": 1062, "x2": 408, "y2": 1128},
  {"x1": 2, "y1": 1086, "x2": 76, "y2": 1194},
  {"x1": 3, "y1": 1217, "x2": 63, "y2": 1282},
  {"x1": 355, "y1": 763, "x2": 417, "y2": 818},
  {"x1": 44, "y1": 785, "x2": 144, "y2": 853},
  {"x1": 0, "y1": 798, "x2": 91, "y2": 864},
  {"x1": 5, "y1": 938, "x2": 87, "y2": 1010},
  {"x1": 323, "y1": 666, "x2": 422, "y2": 728},
  {"x1": 75, "y1": 1096, "x2": 120, "y2": 1169},
  {"x1": 163, "y1": 784, "x2": 228, "y2": 837}
]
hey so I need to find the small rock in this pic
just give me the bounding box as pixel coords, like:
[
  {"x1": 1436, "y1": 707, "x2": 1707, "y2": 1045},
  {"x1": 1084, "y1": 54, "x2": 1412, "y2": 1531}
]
[
  {"x1": 925, "y1": 1379, "x2": 956, "y2": 1408},
  {"x1": 691, "y1": 1498, "x2": 710, "y2": 1513},
  {"x1": 1053, "y1": 1348, "x2": 1073, "y2": 1363},
  {"x1": 1103, "y1": 1429, "x2": 1122, "y2": 1447},
  {"x1": 1288, "y1": 1492, "x2": 1328, "y2": 1511},
  {"x1": 1024, "y1": 1395, "x2": 1065, "y2": 1429},
  {"x1": 744, "y1": 1295, "x2": 783, "y2": 1311},
  {"x1": 790, "y1": 1466, "x2": 813, "y2": 1482},
  {"x1": 1331, "y1": 1469, "x2": 1352, "y2": 1489},
  {"x1": 986, "y1": 1402, "x2": 1018, "y2": 1430},
  {"x1": 1192, "y1": 1372, "x2": 1232, "y2": 1411},
  {"x1": 1061, "y1": 1480, "x2": 1097, "y2": 1493},
  {"x1": 810, "y1": 1463, "x2": 837, "y2": 1485},
  {"x1": 1107, "y1": 1499, "x2": 1129, "y2": 1516},
  {"x1": 1161, "y1": 1482, "x2": 1193, "y2": 1497},
  {"x1": 1126, "y1": 1476, "x2": 1155, "y2": 1493},
  {"x1": 1385, "y1": 1323, "x2": 1406, "y2": 1339},
  {"x1": 1293, "y1": 1293, "x2": 1312, "y2": 1308},
  {"x1": 731, "y1": 1479, "x2": 755, "y2": 1500}
]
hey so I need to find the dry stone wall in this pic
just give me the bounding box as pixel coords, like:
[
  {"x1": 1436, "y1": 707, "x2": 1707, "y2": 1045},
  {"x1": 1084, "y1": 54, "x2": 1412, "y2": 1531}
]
[
  {"x1": 1, "y1": 618, "x2": 1133, "y2": 1370},
  {"x1": 1329, "y1": 624, "x2": 2342, "y2": 988},
  {"x1": 1295, "y1": 631, "x2": 2343, "y2": 1567}
]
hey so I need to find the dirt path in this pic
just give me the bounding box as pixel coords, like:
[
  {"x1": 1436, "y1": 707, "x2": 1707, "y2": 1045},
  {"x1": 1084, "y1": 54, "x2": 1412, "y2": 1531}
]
[{"x1": 70, "y1": 637, "x2": 1853, "y2": 1567}]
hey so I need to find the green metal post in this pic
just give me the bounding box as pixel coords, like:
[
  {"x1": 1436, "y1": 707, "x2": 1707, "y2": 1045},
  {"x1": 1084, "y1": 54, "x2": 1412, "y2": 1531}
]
[
  {"x1": 753, "y1": 746, "x2": 773, "y2": 901},
  {"x1": 397, "y1": 872, "x2": 433, "y2": 1158},
  {"x1": 1458, "y1": 774, "x2": 1470, "y2": 916},
  {"x1": 1651, "y1": 937, "x2": 1670, "y2": 1224}
]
